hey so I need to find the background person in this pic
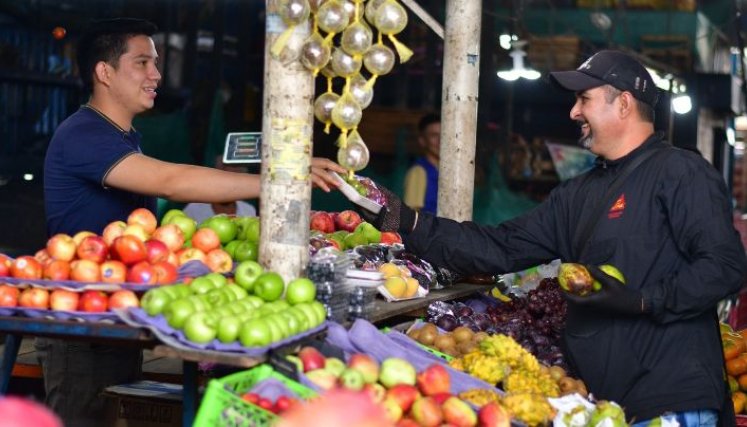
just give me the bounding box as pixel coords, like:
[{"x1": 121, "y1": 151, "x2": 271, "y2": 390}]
[
  {"x1": 40, "y1": 18, "x2": 344, "y2": 426},
  {"x1": 403, "y1": 113, "x2": 440, "y2": 214},
  {"x1": 183, "y1": 155, "x2": 257, "y2": 223},
  {"x1": 359, "y1": 50, "x2": 747, "y2": 425}
]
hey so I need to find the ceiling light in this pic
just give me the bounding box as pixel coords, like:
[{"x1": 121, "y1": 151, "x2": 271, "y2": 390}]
[
  {"x1": 672, "y1": 94, "x2": 692, "y2": 114},
  {"x1": 497, "y1": 42, "x2": 540, "y2": 81}
]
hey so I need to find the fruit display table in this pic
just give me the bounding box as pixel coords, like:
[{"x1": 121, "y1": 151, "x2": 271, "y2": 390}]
[{"x1": 366, "y1": 282, "x2": 495, "y2": 324}]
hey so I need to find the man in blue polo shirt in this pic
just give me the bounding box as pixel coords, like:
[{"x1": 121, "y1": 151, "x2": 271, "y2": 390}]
[{"x1": 40, "y1": 18, "x2": 344, "y2": 426}]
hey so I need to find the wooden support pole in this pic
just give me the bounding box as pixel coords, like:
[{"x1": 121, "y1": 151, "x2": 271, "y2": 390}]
[
  {"x1": 259, "y1": 0, "x2": 314, "y2": 282},
  {"x1": 438, "y1": 0, "x2": 482, "y2": 221}
]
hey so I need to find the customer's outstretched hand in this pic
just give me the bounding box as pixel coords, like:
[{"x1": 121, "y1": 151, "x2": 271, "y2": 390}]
[
  {"x1": 357, "y1": 183, "x2": 417, "y2": 234},
  {"x1": 564, "y1": 265, "x2": 646, "y2": 315}
]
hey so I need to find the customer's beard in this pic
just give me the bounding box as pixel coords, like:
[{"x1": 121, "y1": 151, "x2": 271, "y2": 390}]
[{"x1": 578, "y1": 128, "x2": 593, "y2": 150}]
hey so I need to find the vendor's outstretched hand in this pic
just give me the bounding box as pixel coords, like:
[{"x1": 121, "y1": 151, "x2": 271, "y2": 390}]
[
  {"x1": 564, "y1": 265, "x2": 646, "y2": 315},
  {"x1": 358, "y1": 183, "x2": 417, "y2": 234},
  {"x1": 311, "y1": 158, "x2": 346, "y2": 192}
]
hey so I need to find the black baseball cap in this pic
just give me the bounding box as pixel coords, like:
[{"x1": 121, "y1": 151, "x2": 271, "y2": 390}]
[{"x1": 550, "y1": 50, "x2": 659, "y2": 107}]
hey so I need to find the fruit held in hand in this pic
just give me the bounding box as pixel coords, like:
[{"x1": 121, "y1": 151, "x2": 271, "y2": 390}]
[
  {"x1": 595, "y1": 264, "x2": 626, "y2": 290},
  {"x1": 557, "y1": 263, "x2": 593, "y2": 296}
]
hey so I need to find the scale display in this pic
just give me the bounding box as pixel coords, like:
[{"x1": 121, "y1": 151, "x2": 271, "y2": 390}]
[{"x1": 223, "y1": 132, "x2": 262, "y2": 164}]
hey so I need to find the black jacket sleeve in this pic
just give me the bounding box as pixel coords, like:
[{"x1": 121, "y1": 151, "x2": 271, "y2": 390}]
[{"x1": 642, "y1": 154, "x2": 747, "y2": 323}]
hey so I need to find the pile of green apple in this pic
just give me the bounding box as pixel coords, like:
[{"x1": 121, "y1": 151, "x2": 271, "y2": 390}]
[{"x1": 140, "y1": 261, "x2": 326, "y2": 347}]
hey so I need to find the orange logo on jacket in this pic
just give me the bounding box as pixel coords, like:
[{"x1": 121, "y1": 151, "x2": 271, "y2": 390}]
[{"x1": 608, "y1": 194, "x2": 626, "y2": 219}]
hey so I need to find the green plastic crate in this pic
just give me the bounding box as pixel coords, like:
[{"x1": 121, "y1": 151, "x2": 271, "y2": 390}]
[{"x1": 193, "y1": 364, "x2": 315, "y2": 427}]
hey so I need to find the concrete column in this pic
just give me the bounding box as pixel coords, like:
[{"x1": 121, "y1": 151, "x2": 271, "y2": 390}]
[
  {"x1": 260, "y1": 0, "x2": 314, "y2": 282},
  {"x1": 438, "y1": 0, "x2": 481, "y2": 221}
]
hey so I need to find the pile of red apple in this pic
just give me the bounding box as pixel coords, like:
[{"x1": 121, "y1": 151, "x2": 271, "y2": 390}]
[
  {"x1": 240, "y1": 392, "x2": 300, "y2": 416},
  {"x1": 291, "y1": 347, "x2": 508, "y2": 427},
  {"x1": 309, "y1": 210, "x2": 402, "y2": 251},
  {"x1": 0, "y1": 284, "x2": 138, "y2": 312}
]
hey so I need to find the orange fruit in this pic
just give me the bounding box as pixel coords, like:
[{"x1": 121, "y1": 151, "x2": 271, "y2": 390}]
[{"x1": 404, "y1": 277, "x2": 419, "y2": 298}]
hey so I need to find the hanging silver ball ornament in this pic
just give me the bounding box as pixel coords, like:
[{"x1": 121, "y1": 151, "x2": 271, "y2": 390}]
[
  {"x1": 364, "y1": 0, "x2": 386, "y2": 25},
  {"x1": 314, "y1": 92, "x2": 340, "y2": 124},
  {"x1": 331, "y1": 93, "x2": 363, "y2": 130},
  {"x1": 337, "y1": 137, "x2": 370, "y2": 171},
  {"x1": 309, "y1": 0, "x2": 327, "y2": 13},
  {"x1": 301, "y1": 33, "x2": 331, "y2": 72},
  {"x1": 330, "y1": 47, "x2": 362, "y2": 78},
  {"x1": 316, "y1": 0, "x2": 350, "y2": 34},
  {"x1": 363, "y1": 44, "x2": 395, "y2": 76},
  {"x1": 348, "y1": 74, "x2": 373, "y2": 109},
  {"x1": 341, "y1": 21, "x2": 373, "y2": 56},
  {"x1": 374, "y1": 0, "x2": 408, "y2": 35},
  {"x1": 280, "y1": 0, "x2": 311, "y2": 26}
]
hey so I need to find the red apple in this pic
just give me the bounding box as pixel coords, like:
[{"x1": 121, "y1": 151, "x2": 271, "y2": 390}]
[
  {"x1": 128, "y1": 207, "x2": 157, "y2": 234},
  {"x1": 109, "y1": 290, "x2": 139, "y2": 309},
  {"x1": 348, "y1": 353, "x2": 380, "y2": 384},
  {"x1": 151, "y1": 224, "x2": 185, "y2": 252},
  {"x1": 18, "y1": 288, "x2": 49, "y2": 309},
  {"x1": 477, "y1": 402, "x2": 511, "y2": 427},
  {"x1": 144, "y1": 239, "x2": 170, "y2": 264},
  {"x1": 46, "y1": 234, "x2": 77, "y2": 262},
  {"x1": 166, "y1": 251, "x2": 179, "y2": 267},
  {"x1": 386, "y1": 384, "x2": 421, "y2": 412},
  {"x1": 43, "y1": 260, "x2": 71, "y2": 281},
  {"x1": 191, "y1": 228, "x2": 221, "y2": 253},
  {"x1": 205, "y1": 248, "x2": 233, "y2": 273},
  {"x1": 34, "y1": 249, "x2": 52, "y2": 266},
  {"x1": 335, "y1": 210, "x2": 363, "y2": 232},
  {"x1": 70, "y1": 259, "x2": 101, "y2": 283},
  {"x1": 0, "y1": 285, "x2": 20, "y2": 307},
  {"x1": 49, "y1": 289, "x2": 80, "y2": 311},
  {"x1": 127, "y1": 261, "x2": 157, "y2": 284},
  {"x1": 177, "y1": 248, "x2": 206, "y2": 265},
  {"x1": 152, "y1": 260, "x2": 178, "y2": 284},
  {"x1": 381, "y1": 232, "x2": 403, "y2": 245},
  {"x1": 11, "y1": 256, "x2": 43, "y2": 280},
  {"x1": 102, "y1": 220, "x2": 127, "y2": 246},
  {"x1": 123, "y1": 224, "x2": 149, "y2": 242},
  {"x1": 416, "y1": 364, "x2": 451, "y2": 396},
  {"x1": 100, "y1": 260, "x2": 127, "y2": 284},
  {"x1": 298, "y1": 346, "x2": 326, "y2": 372},
  {"x1": 111, "y1": 235, "x2": 148, "y2": 265},
  {"x1": 0, "y1": 254, "x2": 11, "y2": 277},
  {"x1": 72, "y1": 231, "x2": 96, "y2": 246},
  {"x1": 310, "y1": 211, "x2": 335, "y2": 233},
  {"x1": 76, "y1": 235, "x2": 109, "y2": 263},
  {"x1": 78, "y1": 290, "x2": 108, "y2": 312}
]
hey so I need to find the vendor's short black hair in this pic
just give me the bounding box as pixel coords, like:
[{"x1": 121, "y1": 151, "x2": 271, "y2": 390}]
[
  {"x1": 77, "y1": 18, "x2": 158, "y2": 92},
  {"x1": 418, "y1": 113, "x2": 440, "y2": 133}
]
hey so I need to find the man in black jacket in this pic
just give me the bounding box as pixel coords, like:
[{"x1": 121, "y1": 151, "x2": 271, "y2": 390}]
[{"x1": 361, "y1": 50, "x2": 747, "y2": 424}]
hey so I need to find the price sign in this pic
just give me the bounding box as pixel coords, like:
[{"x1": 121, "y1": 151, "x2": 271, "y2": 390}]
[{"x1": 223, "y1": 132, "x2": 262, "y2": 164}]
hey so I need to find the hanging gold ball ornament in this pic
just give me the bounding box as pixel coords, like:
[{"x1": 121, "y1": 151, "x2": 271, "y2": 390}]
[
  {"x1": 314, "y1": 92, "x2": 340, "y2": 125},
  {"x1": 280, "y1": 0, "x2": 311, "y2": 25},
  {"x1": 364, "y1": 0, "x2": 387, "y2": 24},
  {"x1": 374, "y1": 0, "x2": 408, "y2": 35},
  {"x1": 316, "y1": 0, "x2": 350, "y2": 34},
  {"x1": 301, "y1": 32, "x2": 331, "y2": 73},
  {"x1": 363, "y1": 44, "x2": 395, "y2": 76},
  {"x1": 348, "y1": 74, "x2": 374, "y2": 109},
  {"x1": 337, "y1": 132, "x2": 370, "y2": 171},
  {"x1": 331, "y1": 92, "x2": 363, "y2": 130},
  {"x1": 342, "y1": 0, "x2": 365, "y2": 22},
  {"x1": 341, "y1": 21, "x2": 373, "y2": 56},
  {"x1": 309, "y1": 0, "x2": 327, "y2": 13},
  {"x1": 330, "y1": 47, "x2": 362, "y2": 78}
]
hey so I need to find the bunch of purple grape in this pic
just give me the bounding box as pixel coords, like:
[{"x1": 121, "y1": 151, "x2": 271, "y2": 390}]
[
  {"x1": 486, "y1": 278, "x2": 568, "y2": 368},
  {"x1": 357, "y1": 177, "x2": 387, "y2": 207}
]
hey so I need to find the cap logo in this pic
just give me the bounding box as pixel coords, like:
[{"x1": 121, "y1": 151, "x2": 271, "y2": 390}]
[
  {"x1": 634, "y1": 77, "x2": 640, "y2": 90},
  {"x1": 578, "y1": 57, "x2": 593, "y2": 71}
]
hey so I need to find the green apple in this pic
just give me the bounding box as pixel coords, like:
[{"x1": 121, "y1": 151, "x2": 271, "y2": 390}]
[
  {"x1": 234, "y1": 260, "x2": 263, "y2": 292},
  {"x1": 141, "y1": 288, "x2": 172, "y2": 316},
  {"x1": 205, "y1": 215, "x2": 238, "y2": 244},
  {"x1": 286, "y1": 277, "x2": 316, "y2": 305},
  {"x1": 264, "y1": 317, "x2": 283, "y2": 342},
  {"x1": 343, "y1": 232, "x2": 368, "y2": 249},
  {"x1": 278, "y1": 311, "x2": 300, "y2": 335},
  {"x1": 183, "y1": 312, "x2": 218, "y2": 343},
  {"x1": 233, "y1": 241, "x2": 258, "y2": 262},
  {"x1": 378, "y1": 358, "x2": 416, "y2": 388},
  {"x1": 160, "y1": 284, "x2": 191, "y2": 300},
  {"x1": 340, "y1": 368, "x2": 365, "y2": 391},
  {"x1": 324, "y1": 357, "x2": 346, "y2": 377},
  {"x1": 204, "y1": 272, "x2": 228, "y2": 287},
  {"x1": 190, "y1": 276, "x2": 219, "y2": 295},
  {"x1": 354, "y1": 222, "x2": 381, "y2": 244},
  {"x1": 169, "y1": 215, "x2": 197, "y2": 241},
  {"x1": 239, "y1": 319, "x2": 272, "y2": 347},
  {"x1": 310, "y1": 301, "x2": 328, "y2": 324},
  {"x1": 295, "y1": 303, "x2": 322, "y2": 327},
  {"x1": 224, "y1": 284, "x2": 248, "y2": 300},
  {"x1": 267, "y1": 314, "x2": 290, "y2": 339},
  {"x1": 161, "y1": 208, "x2": 186, "y2": 225},
  {"x1": 223, "y1": 240, "x2": 241, "y2": 258},
  {"x1": 243, "y1": 295, "x2": 265, "y2": 308},
  {"x1": 239, "y1": 217, "x2": 261, "y2": 243},
  {"x1": 217, "y1": 315, "x2": 242, "y2": 343},
  {"x1": 253, "y1": 272, "x2": 285, "y2": 302},
  {"x1": 164, "y1": 298, "x2": 199, "y2": 329},
  {"x1": 287, "y1": 307, "x2": 310, "y2": 331}
]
